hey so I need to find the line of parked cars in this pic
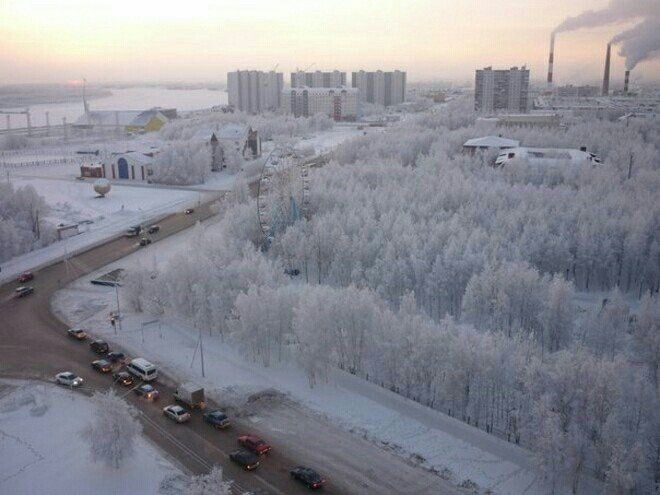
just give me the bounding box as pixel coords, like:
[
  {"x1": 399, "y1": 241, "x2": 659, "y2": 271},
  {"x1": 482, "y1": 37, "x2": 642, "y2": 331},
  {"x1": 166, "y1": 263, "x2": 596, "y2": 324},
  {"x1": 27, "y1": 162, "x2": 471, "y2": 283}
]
[{"x1": 59, "y1": 327, "x2": 327, "y2": 490}]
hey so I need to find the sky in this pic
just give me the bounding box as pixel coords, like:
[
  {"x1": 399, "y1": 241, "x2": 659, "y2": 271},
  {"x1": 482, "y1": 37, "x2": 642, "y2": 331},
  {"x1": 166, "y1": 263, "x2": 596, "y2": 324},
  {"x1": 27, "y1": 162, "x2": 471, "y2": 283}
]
[{"x1": 1, "y1": 0, "x2": 658, "y2": 85}]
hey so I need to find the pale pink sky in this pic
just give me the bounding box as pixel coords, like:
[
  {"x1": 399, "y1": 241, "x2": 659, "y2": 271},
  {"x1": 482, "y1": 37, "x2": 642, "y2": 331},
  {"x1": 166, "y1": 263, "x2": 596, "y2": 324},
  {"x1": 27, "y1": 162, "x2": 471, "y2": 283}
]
[{"x1": 1, "y1": 0, "x2": 658, "y2": 85}]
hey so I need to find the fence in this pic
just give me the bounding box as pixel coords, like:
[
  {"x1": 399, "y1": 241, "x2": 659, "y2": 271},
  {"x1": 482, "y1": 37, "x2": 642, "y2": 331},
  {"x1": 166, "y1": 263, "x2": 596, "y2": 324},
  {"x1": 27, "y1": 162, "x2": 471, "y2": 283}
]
[{"x1": 0, "y1": 157, "x2": 79, "y2": 169}]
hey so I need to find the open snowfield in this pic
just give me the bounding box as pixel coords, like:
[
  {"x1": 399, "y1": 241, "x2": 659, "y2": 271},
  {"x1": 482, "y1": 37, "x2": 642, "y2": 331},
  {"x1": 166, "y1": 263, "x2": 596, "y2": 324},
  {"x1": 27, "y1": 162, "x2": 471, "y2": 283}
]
[
  {"x1": 51, "y1": 224, "x2": 600, "y2": 495},
  {"x1": 0, "y1": 379, "x2": 180, "y2": 495}
]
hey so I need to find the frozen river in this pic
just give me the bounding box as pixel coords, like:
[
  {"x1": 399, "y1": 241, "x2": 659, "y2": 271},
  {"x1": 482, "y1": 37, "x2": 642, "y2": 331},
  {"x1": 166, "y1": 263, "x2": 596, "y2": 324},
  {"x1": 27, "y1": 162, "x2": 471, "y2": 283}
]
[{"x1": 1, "y1": 86, "x2": 228, "y2": 130}]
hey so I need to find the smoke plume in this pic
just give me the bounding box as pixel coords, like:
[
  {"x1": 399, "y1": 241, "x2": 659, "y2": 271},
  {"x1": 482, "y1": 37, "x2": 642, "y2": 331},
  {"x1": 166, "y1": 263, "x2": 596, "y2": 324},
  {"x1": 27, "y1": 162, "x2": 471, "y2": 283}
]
[
  {"x1": 611, "y1": 17, "x2": 660, "y2": 70},
  {"x1": 554, "y1": 0, "x2": 660, "y2": 70}
]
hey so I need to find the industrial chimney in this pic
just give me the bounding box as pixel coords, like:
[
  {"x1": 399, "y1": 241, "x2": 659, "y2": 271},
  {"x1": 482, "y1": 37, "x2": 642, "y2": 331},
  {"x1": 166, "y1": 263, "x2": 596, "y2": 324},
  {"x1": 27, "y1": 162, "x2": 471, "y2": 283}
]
[
  {"x1": 547, "y1": 33, "x2": 555, "y2": 87},
  {"x1": 602, "y1": 43, "x2": 611, "y2": 96},
  {"x1": 624, "y1": 70, "x2": 630, "y2": 94}
]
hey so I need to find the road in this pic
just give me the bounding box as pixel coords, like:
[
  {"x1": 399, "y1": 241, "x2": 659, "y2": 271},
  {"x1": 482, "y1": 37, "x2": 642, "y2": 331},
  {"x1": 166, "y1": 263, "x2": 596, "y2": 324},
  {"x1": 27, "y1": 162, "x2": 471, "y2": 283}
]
[{"x1": 0, "y1": 191, "x2": 460, "y2": 494}]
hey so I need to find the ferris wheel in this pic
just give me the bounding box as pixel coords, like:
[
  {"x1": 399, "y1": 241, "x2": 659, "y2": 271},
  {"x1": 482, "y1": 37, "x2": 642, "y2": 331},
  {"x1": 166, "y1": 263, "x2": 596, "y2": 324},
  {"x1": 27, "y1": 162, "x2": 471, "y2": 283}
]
[{"x1": 256, "y1": 145, "x2": 311, "y2": 244}]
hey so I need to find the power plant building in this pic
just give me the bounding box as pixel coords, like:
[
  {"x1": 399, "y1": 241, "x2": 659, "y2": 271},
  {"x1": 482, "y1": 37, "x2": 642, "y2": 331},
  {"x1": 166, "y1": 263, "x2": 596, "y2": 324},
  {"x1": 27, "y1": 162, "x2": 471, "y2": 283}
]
[
  {"x1": 281, "y1": 87, "x2": 358, "y2": 121},
  {"x1": 227, "y1": 70, "x2": 284, "y2": 114},
  {"x1": 351, "y1": 70, "x2": 406, "y2": 107},
  {"x1": 474, "y1": 66, "x2": 530, "y2": 113},
  {"x1": 291, "y1": 71, "x2": 347, "y2": 88}
]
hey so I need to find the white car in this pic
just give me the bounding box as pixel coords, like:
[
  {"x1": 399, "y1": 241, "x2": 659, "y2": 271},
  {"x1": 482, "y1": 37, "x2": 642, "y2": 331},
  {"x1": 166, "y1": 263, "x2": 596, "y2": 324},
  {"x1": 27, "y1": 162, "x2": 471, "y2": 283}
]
[
  {"x1": 163, "y1": 404, "x2": 191, "y2": 423},
  {"x1": 55, "y1": 372, "x2": 83, "y2": 387}
]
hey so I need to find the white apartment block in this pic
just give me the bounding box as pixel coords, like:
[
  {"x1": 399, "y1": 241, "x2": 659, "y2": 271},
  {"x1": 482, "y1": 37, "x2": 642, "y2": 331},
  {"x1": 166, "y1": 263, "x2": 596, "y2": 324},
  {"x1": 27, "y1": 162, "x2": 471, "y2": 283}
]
[
  {"x1": 474, "y1": 66, "x2": 530, "y2": 114},
  {"x1": 351, "y1": 70, "x2": 406, "y2": 106},
  {"x1": 227, "y1": 70, "x2": 284, "y2": 114},
  {"x1": 291, "y1": 70, "x2": 347, "y2": 88},
  {"x1": 281, "y1": 87, "x2": 358, "y2": 121}
]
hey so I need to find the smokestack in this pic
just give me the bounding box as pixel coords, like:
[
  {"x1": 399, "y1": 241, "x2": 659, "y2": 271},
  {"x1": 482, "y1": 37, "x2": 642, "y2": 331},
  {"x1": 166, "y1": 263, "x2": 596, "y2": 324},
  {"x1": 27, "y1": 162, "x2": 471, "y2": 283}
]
[
  {"x1": 602, "y1": 43, "x2": 611, "y2": 96},
  {"x1": 547, "y1": 33, "x2": 555, "y2": 87},
  {"x1": 624, "y1": 70, "x2": 630, "y2": 94}
]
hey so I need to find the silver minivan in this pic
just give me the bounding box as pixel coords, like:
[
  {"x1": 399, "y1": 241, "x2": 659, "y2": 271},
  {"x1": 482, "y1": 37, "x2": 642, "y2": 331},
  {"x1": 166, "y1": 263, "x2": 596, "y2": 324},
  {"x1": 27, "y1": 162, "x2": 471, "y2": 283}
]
[{"x1": 127, "y1": 357, "x2": 158, "y2": 382}]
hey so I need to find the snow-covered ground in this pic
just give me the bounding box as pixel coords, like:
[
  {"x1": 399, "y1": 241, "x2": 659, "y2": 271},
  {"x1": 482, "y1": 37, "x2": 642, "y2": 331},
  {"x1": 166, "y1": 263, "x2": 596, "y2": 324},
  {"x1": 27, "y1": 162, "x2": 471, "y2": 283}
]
[
  {"x1": 0, "y1": 379, "x2": 180, "y2": 495},
  {"x1": 0, "y1": 174, "x2": 210, "y2": 284},
  {"x1": 51, "y1": 225, "x2": 598, "y2": 495}
]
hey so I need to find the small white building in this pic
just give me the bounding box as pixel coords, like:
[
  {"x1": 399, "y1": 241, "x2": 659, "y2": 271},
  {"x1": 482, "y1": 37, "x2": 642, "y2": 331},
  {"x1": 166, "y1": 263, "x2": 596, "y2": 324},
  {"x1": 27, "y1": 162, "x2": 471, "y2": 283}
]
[
  {"x1": 495, "y1": 147, "x2": 602, "y2": 167},
  {"x1": 463, "y1": 136, "x2": 520, "y2": 153},
  {"x1": 281, "y1": 86, "x2": 358, "y2": 121}
]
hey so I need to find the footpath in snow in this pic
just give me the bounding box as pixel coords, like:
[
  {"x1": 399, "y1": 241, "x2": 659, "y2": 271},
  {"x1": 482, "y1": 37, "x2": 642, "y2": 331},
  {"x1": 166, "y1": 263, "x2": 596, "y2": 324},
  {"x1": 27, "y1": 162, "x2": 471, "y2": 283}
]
[
  {"x1": 49, "y1": 225, "x2": 586, "y2": 495},
  {"x1": 0, "y1": 379, "x2": 179, "y2": 495}
]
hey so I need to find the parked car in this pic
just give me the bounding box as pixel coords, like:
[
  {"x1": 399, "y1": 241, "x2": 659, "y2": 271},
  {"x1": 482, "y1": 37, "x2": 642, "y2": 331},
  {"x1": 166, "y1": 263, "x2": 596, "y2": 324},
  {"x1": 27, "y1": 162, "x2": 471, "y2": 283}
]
[
  {"x1": 139, "y1": 236, "x2": 152, "y2": 247},
  {"x1": 17, "y1": 272, "x2": 34, "y2": 283},
  {"x1": 184, "y1": 208, "x2": 194, "y2": 214},
  {"x1": 238, "y1": 435, "x2": 271, "y2": 455},
  {"x1": 134, "y1": 384, "x2": 160, "y2": 401},
  {"x1": 90, "y1": 339, "x2": 109, "y2": 355},
  {"x1": 284, "y1": 268, "x2": 300, "y2": 277},
  {"x1": 67, "y1": 328, "x2": 88, "y2": 340},
  {"x1": 91, "y1": 359, "x2": 112, "y2": 373},
  {"x1": 55, "y1": 372, "x2": 83, "y2": 387},
  {"x1": 113, "y1": 371, "x2": 134, "y2": 386},
  {"x1": 290, "y1": 467, "x2": 326, "y2": 489},
  {"x1": 203, "y1": 410, "x2": 230, "y2": 429},
  {"x1": 147, "y1": 224, "x2": 160, "y2": 234},
  {"x1": 14, "y1": 286, "x2": 34, "y2": 298},
  {"x1": 163, "y1": 405, "x2": 191, "y2": 423},
  {"x1": 229, "y1": 449, "x2": 260, "y2": 471},
  {"x1": 106, "y1": 351, "x2": 126, "y2": 364}
]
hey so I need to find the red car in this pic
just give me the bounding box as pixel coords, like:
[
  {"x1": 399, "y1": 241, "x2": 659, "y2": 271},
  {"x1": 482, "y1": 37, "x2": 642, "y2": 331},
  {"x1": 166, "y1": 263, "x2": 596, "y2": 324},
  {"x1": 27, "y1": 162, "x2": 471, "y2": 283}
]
[
  {"x1": 238, "y1": 435, "x2": 271, "y2": 455},
  {"x1": 17, "y1": 272, "x2": 34, "y2": 283}
]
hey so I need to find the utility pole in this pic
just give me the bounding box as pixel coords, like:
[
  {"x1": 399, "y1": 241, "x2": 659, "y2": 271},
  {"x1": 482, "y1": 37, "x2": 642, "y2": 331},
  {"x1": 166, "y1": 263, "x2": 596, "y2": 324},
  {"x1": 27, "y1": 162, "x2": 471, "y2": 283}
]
[
  {"x1": 114, "y1": 284, "x2": 122, "y2": 331},
  {"x1": 199, "y1": 325, "x2": 205, "y2": 377},
  {"x1": 627, "y1": 153, "x2": 634, "y2": 180}
]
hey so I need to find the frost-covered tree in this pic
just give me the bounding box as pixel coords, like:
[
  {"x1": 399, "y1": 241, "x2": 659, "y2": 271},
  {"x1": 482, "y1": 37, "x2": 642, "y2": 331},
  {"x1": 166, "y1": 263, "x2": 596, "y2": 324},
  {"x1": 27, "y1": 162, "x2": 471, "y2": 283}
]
[
  {"x1": 183, "y1": 466, "x2": 232, "y2": 495},
  {"x1": 151, "y1": 141, "x2": 211, "y2": 185},
  {"x1": 81, "y1": 390, "x2": 142, "y2": 469}
]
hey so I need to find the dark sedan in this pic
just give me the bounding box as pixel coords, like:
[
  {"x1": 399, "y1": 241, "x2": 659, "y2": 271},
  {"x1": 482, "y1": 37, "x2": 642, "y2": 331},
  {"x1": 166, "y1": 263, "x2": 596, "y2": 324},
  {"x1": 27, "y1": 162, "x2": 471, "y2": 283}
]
[{"x1": 229, "y1": 449, "x2": 260, "y2": 471}]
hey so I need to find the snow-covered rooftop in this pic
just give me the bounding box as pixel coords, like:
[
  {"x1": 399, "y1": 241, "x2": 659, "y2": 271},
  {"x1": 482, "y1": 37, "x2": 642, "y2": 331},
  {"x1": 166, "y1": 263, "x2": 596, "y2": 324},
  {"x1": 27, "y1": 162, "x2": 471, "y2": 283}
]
[{"x1": 463, "y1": 136, "x2": 519, "y2": 148}]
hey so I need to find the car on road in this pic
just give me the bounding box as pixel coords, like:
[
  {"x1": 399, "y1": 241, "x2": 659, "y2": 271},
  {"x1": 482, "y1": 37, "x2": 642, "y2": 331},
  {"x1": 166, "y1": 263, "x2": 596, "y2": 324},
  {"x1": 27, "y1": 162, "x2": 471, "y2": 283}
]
[
  {"x1": 67, "y1": 328, "x2": 88, "y2": 340},
  {"x1": 134, "y1": 384, "x2": 159, "y2": 401},
  {"x1": 106, "y1": 351, "x2": 126, "y2": 364},
  {"x1": 147, "y1": 224, "x2": 160, "y2": 234},
  {"x1": 290, "y1": 467, "x2": 326, "y2": 489},
  {"x1": 14, "y1": 286, "x2": 34, "y2": 298},
  {"x1": 91, "y1": 359, "x2": 112, "y2": 373},
  {"x1": 238, "y1": 435, "x2": 271, "y2": 455},
  {"x1": 126, "y1": 225, "x2": 141, "y2": 237},
  {"x1": 163, "y1": 405, "x2": 191, "y2": 423},
  {"x1": 113, "y1": 371, "x2": 134, "y2": 386},
  {"x1": 184, "y1": 208, "x2": 194, "y2": 214},
  {"x1": 55, "y1": 372, "x2": 83, "y2": 387},
  {"x1": 229, "y1": 449, "x2": 260, "y2": 471},
  {"x1": 90, "y1": 339, "x2": 109, "y2": 355},
  {"x1": 139, "y1": 236, "x2": 152, "y2": 247},
  {"x1": 284, "y1": 268, "x2": 300, "y2": 277},
  {"x1": 17, "y1": 272, "x2": 34, "y2": 283},
  {"x1": 202, "y1": 410, "x2": 230, "y2": 429}
]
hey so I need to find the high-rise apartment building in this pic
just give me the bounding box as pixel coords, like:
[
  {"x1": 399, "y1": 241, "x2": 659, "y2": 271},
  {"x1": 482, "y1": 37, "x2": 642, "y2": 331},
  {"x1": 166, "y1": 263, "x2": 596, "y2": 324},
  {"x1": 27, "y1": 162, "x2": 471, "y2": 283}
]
[
  {"x1": 281, "y1": 87, "x2": 358, "y2": 121},
  {"x1": 351, "y1": 70, "x2": 406, "y2": 107},
  {"x1": 227, "y1": 70, "x2": 284, "y2": 114},
  {"x1": 474, "y1": 66, "x2": 530, "y2": 113},
  {"x1": 291, "y1": 70, "x2": 347, "y2": 88}
]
